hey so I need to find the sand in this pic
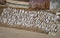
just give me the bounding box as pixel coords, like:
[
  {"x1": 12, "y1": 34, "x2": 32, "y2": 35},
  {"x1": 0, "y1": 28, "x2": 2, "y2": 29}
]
[{"x1": 0, "y1": 25, "x2": 60, "y2": 38}]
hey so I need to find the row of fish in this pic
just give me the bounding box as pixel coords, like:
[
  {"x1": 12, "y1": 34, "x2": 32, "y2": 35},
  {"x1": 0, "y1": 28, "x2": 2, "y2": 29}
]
[{"x1": 0, "y1": 7, "x2": 58, "y2": 33}]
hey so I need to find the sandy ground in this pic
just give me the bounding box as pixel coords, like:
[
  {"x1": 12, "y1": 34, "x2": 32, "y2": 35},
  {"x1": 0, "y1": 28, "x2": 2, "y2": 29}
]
[{"x1": 0, "y1": 25, "x2": 60, "y2": 38}]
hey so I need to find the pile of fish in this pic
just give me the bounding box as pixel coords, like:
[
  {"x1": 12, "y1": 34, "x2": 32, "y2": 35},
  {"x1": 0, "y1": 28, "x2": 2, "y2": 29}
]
[{"x1": 0, "y1": 7, "x2": 58, "y2": 33}]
